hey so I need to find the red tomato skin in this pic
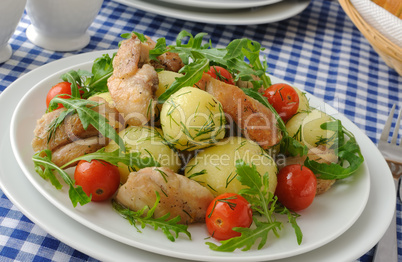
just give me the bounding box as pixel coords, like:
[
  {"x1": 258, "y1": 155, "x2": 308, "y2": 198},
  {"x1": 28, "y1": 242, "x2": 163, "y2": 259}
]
[
  {"x1": 74, "y1": 160, "x2": 120, "y2": 202},
  {"x1": 205, "y1": 193, "x2": 252, "y2": 240},
  {"x1": 275, "y1": 164, "x2": 317, "y2": 211},
  {"x1": 46, "y1": 82, "x2": 82, "y2": 109},
  {"x1": 206, "y1": 66, "x2": 235, "y2": 85},
  {"x1": 263, "y1": 83, "x2": 299, "y2": 122}
]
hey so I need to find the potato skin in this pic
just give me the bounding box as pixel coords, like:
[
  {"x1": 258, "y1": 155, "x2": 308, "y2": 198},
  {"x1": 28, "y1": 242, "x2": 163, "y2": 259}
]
[
  {"x1": 105, "y1": 126, "x2": 181, "y2": 183},
  {"x1": 155, "y1": 71, "x2": 183, "y2": 121},
  {"x1": 160, "y1": 86, "x2": 226, "y2": 151},
  {"x1": 293, "y1": 86, "x2": 309, "y2": 113},
  {"x1": 156, "y1": 71, "x2": 183, "y2": 98},
  {"x1": 286, "y1": 109, "x2": 336, "y2": 149},
  {"x1": 184, "y1": 137, "x2": 277, "y2": 196}
]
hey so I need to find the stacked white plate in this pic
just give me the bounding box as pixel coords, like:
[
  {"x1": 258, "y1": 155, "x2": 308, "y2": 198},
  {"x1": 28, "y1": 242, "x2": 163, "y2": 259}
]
[{"x1": 112, "y1": 0, "x2": 311, "y2": 24}]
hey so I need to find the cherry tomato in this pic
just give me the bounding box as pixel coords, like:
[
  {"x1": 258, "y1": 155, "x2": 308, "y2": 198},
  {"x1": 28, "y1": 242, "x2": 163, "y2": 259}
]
[
  {"x1": 206, "y1": 66, "x2": 235, "y2": 85},
  {"x1": 275, "y1": 164, "x2": 317, "y2": 211},
  {"x1": 74, "y1": 160, "x2": 120, "y2": 202},
  {"x1": 263, "y1": 83, "x2": 299, "y2": 122},
  {"x1": 205, "y1": 193, "x2": 252, "y2": 240},
  {"x1": 46, "y1": 81, "x2": 82, "y2": 109}
]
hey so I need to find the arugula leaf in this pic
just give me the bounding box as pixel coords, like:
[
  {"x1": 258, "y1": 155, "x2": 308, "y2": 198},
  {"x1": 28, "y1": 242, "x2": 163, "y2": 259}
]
[
  {"x1": 32, "y1": 150, "x2": 91, "y2": 207},
  {"x1": 112, "y1": 191, "x2": 191, "y2": 242},
  {"x1": 206, "y1": 160, "x2": 302, "y2": 251},
  {"x1": 158, "y1": 58, "x2": 210, "y2": 103},
  {"x1": 149, "y1": 37, "x2": 167, "y2": 61},
  {"x1": 60, "y1": 53, "x2": 115, "y2": 99},
  {"x1": 226, "y1": 39, "x2": 271, "y2": 89},
  {"x1": 148, "y1": 31, "x2": 271, "y2": 101},
  {"x1": 61, "y1": 148, "x2": 160, "y2": 170},
  {"x1": 304, "y1": 120, "x2": 364, "y2": 180},
  {"x1": 48, "y1": 97, "x2": 125, "y2": 152},
  {"x1": 61, "y1": 70, "x2": 88, "y2": 98},
  {"x1": 83, "y1": 53, "x2": 115, "y2": 98},
  {"x1": 206, "y1": 218, "x2": 281, "y2": 252}
]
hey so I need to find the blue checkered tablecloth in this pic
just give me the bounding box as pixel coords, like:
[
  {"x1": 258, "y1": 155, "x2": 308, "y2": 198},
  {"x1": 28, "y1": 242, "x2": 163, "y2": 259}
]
[{"x1": 0, "y1": 0, "x2": 401, "y2": 261}]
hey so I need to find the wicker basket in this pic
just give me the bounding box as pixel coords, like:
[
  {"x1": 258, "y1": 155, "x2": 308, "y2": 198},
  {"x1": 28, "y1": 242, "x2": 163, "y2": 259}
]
[{"x1": 338, "y1": 0, "x2": 402, "y2": 76}]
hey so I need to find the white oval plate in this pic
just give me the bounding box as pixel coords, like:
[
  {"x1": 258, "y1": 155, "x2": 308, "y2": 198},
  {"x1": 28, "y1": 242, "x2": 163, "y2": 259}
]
[
  {"x1": 9, "y1": 51, "x2": 370, "y2": 261},
  {"x1": 155, "y1": 0, "x2": 282, "y2": 10},
  {"x1": 112, "y1": 0, "x2": 310, "y2": 25}
]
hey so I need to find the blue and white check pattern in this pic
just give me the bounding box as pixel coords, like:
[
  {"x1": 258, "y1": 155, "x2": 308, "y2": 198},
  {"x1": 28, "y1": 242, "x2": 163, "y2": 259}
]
[{"x1": 0, "y1": 0, "x2": 401, "y2": 261}]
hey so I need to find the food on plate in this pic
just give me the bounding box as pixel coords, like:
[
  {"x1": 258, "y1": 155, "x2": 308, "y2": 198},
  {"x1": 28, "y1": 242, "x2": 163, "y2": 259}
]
[
  {"x1": 74, "y1": 160, "x2": 120, "y2": 202},
  {"x1": 286, "y1": 109, "x2": 337, "y2": 149},
  {"x1": 104, "y1": 125, "x2": 181, "y2": 183},
  {"x1": 275, "y1": 164, "x2": 317, "y2": 211},
  {"x1": 32, "y1": 95, "x2": 125, "y2": 167},
  {"x1": 196, "y1": 73, "x2": 282, "y2": 149},
  {"x1": 205, "y1": 193, "x2": 253, "y2": 240},
  {"x1": 115, "y1": 167, "x2": 214, "y2": 224},
  {"x1": 184, "y1": 136, "x2": 277, "y2": 196},
  {"x1": 51, "y1": 136, "x2": 105, "y2": 168},
  {"x1": 107, "y1": 62, "x2": 158, "y2": 126},
  {"x1": 46, "y1": 81, "x2": 83, "y2": 109},
  {"x1": 262, "y1": 83, "x2": 300, "y2": 122},
  {"x1": 160, "y1": 86, "x2": 226, "y2": 151},
  {"x1": 31, "y1": 30, "x2": 364, "y2": 252},
  {"x1": 155, "y1": 71, "x2": 183, "y2": 120},
  {"x1": 205, "y1": 65, "x2": 235, "y2": 85}
]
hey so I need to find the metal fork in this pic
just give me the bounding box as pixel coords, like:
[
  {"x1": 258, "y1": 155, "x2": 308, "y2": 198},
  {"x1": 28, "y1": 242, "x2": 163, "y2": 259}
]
[{"x1": 374, "y1": 104, "x2": 402, "y2": 262}]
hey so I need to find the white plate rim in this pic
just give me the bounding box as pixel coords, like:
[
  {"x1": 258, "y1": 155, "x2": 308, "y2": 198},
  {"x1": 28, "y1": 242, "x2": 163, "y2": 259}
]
[
  {"x1": 111, "y1": 0, "x2": 311, "y2": 25},
  {"x1": 154, "y1": 0, "x2": 282, "y2": 10},
  {"x1": 7, "y1": 51, "x2": 375, "y2": 261}
]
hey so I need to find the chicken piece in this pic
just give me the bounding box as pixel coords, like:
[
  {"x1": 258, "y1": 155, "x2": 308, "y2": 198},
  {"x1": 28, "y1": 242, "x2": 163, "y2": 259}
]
[
  {"x1": 278, "y1": 145, "x2": 338, "y2": 195},
  {"x1": 195, "y1": 74, "x2": 282, "y2": 149},
  {"x1": 115, "y1": 167, "x2": 214, "y2": 224},
  {"x1": 150, "y1": 52, "x2": 184, "y2": 72},
  {"x1": 107, "y1": 33, "x2": 160, "y2": 127},
  {"x1": 32, "y1": 108, "x2": 98, "y2": 152},
  {"x1": 112, "y1": 35, "x2": 156, "y2": 79},
  {"x1": 32, "y1": 96, "x2": 124, "y2": 153},
  {"x1": 51, "y1": 136, "x2": 106, "y2": 168},
  {"x1": 108, "y1": 64, "x2": 158, "y2": 126}
]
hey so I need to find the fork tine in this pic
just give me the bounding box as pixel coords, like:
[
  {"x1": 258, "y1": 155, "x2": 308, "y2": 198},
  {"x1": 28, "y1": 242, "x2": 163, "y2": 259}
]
[
  {"x1": 393, "y1": 107, "x2": 402, "y2": 146},
  {"x1": 380, "y1": 104, "x2": 396, "y2": 142}
]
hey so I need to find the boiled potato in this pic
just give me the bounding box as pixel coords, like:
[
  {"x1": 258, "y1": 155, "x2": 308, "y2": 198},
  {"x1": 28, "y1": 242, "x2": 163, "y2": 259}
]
[
  {"x1": 105, "y1": 126, "x2": 181, "y2": 183},
  {"x1": 294, "y1": 86, "x2": 309, "y2": 113},
  {"x1": 184, "y1": 137, "x2": 277, "y2": 196},
  {"x1": 155, "y1": 71, "x2": 183, "y2": 120},
  {"x1": 157, "y1": 71, "x2": 183, "y2": 98},
  {"x1": 286, "y1": 109, "x2": 336, "y2": 149},
  {"x1": 160, "y1": 86, "x2": 225, "y2": 151},
  {"x1": 89, "y1": 92, "x2": 117, "y2": 109}
]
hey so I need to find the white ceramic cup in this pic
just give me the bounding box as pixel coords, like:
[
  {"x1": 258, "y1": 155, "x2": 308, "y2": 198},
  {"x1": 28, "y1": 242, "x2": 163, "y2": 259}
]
[
  {"x1": 0, "y1": 0, "x2": 26, "y2": 63},
  {"x1": 25, "y1": 0, "x2": 103, "y2": 52}
]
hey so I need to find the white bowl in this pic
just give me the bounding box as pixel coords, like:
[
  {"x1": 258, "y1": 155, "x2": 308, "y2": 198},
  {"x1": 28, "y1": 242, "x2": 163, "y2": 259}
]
[
  {"x1": 25, "y1": 0, "x2": 103, "y2": 51},
  {"x1": 0, "y1": 0, "x2": 26, "y2": 63}
]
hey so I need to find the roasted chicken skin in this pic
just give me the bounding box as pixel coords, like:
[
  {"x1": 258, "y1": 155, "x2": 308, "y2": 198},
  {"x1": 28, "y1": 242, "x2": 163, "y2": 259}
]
[
  {"x1": 115, "y1": 167, "x2": 214, "y2": 225},
  {"x1": 195, "y1": 73, "x2": 282, "y2": 149},
  {"x1": 32, "y1": 96, "x2": 124, "y2": 167}
]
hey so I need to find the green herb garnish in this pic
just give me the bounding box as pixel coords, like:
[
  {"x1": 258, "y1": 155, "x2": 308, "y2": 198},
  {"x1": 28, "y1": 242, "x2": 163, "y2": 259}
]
[
  {"x1": 149, "y1": 31, "x2": 270, "y2": 102},
  {"x1": 112, "y1": 191, "x2": 191, "y2": 242},
  {"x1": 61, "y1": 53, "x2": 115, "y2": 99},
  {"x1": 47, "y1": 97, "x2": 125, "y2": 152},
  {"x1": 32, "y1": 150, "x2": 91, "y2": 207},
  {"x1": 304, "y1": 120, "x2": 364, "y2": 180}
]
